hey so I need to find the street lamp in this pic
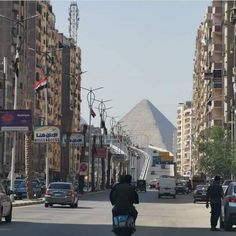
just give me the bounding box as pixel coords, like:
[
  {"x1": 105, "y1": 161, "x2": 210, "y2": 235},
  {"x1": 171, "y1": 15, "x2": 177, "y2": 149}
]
[
  {"x1": 0, "y1": 13, "x2": 38, "y2": 200},
  {"x1": 96, "y1": 99, "x2": 112, "y2": 189},
  {"x1": 81, "y1": 86, "x2": 103, "y2": 191}
]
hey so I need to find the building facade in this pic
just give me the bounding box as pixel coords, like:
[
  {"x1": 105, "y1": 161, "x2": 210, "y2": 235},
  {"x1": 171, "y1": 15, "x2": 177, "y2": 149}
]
[
  {"x1": 0, "y1": 1, "x2": 82, "y2": 180},
  {"x1": 191, "y1": 1, "x2": 235, "y2": 175},
  {"x1": 176, "y1": 102, "x2": 192, "y2": 177}
]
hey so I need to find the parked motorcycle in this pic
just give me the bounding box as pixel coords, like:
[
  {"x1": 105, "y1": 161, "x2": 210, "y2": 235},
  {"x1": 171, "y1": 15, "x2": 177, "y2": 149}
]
[{"x1": 112, "y1": 214, "x2": 136, "y2": 236}]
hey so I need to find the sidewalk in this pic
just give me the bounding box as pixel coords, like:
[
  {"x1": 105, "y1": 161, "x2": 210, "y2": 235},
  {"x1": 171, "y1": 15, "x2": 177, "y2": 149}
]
[{"x1": 12, "y1": 189, "x2": 109, "y2": 207}]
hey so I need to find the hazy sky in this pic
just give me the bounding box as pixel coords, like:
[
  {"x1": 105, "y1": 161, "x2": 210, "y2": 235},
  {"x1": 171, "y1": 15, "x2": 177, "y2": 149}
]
[{"x1": 51, "y1": 0, "x2": 211, "y2": 127}]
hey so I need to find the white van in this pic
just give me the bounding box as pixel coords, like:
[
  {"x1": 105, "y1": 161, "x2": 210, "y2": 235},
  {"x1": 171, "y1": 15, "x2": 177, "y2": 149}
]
[{"x1": 158, "y1": 175, "x2": 176, "y2": 199}]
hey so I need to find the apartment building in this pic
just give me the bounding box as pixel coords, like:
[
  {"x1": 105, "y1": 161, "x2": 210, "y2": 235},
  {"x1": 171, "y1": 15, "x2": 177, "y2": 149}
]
[
  {"x1": 176, "y1": 102, "x2": 192, "y2": 177},
  {"x1": 192, "y1": 1, "x2": 235, "y2": 174},
  {"x1": 59, "y1": 33, "x2": 82, "y2": 181},
  {"x1": 0, "y1": 1, "x2": 82, "y2": 180}
]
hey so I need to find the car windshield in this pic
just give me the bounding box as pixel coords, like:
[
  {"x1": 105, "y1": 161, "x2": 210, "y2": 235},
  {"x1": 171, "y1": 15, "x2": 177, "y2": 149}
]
[{"x1": 49, "y1": 183, "x2": 72, "y2": 190}]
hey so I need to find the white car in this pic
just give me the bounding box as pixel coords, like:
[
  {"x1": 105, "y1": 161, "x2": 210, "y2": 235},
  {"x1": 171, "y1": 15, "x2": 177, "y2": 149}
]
[{"x1": 0, "y1": 183, "x2": 12, "y2": 222}]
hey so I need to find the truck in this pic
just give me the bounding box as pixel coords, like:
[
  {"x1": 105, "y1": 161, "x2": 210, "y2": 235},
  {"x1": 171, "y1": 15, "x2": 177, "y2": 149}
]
[{"x1": 158, "y1": 175, "x2": 176, "y2": 199}]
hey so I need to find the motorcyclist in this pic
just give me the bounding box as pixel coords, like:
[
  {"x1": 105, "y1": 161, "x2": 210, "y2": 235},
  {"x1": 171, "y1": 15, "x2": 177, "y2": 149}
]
[{"x1": 110, "y1": 174, "x2": 139, "y2": 224}]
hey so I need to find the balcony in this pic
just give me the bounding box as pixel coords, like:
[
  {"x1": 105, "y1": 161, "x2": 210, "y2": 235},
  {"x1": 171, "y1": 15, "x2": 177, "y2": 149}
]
[
  {"x1": 212, "y1": 6, "x2": 222, "y2": 16},
  {"x1": 212, "y1": 44, "x2": 223, "y2": 53},
  {"x1": 212, "y1": 25, "x2": 222, "y2": 34}
]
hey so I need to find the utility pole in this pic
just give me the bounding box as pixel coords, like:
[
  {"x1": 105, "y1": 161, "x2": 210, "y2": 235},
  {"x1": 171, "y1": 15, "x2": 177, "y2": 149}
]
[
  {"x1": 0, "y1": 57, "x2": 7, "y2": 176},
  {"x1": 96, "y1": 99, "x2": 112, "y2": 189}
]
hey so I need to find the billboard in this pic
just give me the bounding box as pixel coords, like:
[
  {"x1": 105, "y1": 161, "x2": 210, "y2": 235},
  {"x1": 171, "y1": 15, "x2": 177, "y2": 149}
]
[
  {"x1": 34, "y1": 126, "x2": 60, "y2": 143},
  {"x1": 62, "y1": 133, "x2": 84, "y2": 146},
  {"x1": 0, "y1": 110, "x2": 32, "y2": 131}
]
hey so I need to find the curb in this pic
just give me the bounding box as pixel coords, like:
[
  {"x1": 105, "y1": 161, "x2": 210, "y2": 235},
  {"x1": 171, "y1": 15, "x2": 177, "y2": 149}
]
[{"x1": 12, "y1": 199, "x2": 45, "y2": 207}]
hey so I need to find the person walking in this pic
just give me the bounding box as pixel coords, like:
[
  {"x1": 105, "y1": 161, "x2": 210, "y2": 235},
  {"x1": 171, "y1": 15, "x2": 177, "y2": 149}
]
[{"x1": 206, "y1": 175, "x2": 224, "y2": 231}]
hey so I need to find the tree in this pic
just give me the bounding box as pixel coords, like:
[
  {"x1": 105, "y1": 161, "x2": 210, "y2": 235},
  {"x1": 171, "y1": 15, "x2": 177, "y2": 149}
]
[{"x1": 197, "y1": 126, "x2": 233, "y2": 179}]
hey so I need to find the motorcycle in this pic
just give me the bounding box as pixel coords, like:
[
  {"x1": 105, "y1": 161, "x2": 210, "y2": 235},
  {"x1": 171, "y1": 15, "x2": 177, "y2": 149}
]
[{"x1": 112, "y1": 214, "x2": 136, "y2": 236}]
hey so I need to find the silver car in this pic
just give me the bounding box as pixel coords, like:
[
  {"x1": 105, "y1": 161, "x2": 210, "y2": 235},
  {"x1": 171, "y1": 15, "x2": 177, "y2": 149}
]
[
  {"x1": 0, "y1": 183, "x2": 12, "y2": 223},
  {"x1": 220, "y1": 181, "x2": 236, "y2": 231},
  {"x1": 44, "y1": 182, "x2": 78, "y2": 208}
]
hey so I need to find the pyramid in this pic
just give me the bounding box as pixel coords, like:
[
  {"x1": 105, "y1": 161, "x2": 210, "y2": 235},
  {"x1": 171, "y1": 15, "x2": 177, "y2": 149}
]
[{"x1": 120, "y1": 99, "x2": 176, "y2": 153}]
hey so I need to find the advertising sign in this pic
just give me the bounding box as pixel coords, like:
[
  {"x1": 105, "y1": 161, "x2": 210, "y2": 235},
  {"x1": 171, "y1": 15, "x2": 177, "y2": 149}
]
[
  {"x1": 0, "y1": 110, "x2": 32, "y2": 131},
  {"x1": 34, "y1": 126, "x2": 60, "y2": 143},
  {"x1": 95, "y1": 147, "x2": 107, "y2": 158},
  {"x1": 62, "y1": 133, "x2": 84, "y2": 146},
  {"x1": 79, "y1": 162, "x2": 88, "y2": 176}
]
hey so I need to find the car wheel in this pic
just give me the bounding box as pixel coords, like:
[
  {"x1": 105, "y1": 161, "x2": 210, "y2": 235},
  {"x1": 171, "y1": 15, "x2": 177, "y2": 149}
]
[
  {"x1": 45, "y1": 203, "x2": 49, "y2": 208},
  {"x1": 5, "y1": 206, "x2": 12, "y2": 223},
  {"x1": 49, "y1": 204, "x2": 53, "y2": 207},
  {"x1": 173, "y1": 195, "x2": 176, "y2": 199},
  {"x1": 74, "y1": 202, "x2": 78, "y2": 208},
  {"x1": 70, "y1": 204, "x2": 74, "y2": 208}
]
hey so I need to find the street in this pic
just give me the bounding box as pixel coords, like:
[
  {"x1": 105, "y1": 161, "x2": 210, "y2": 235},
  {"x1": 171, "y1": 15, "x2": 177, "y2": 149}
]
[{"x1": 0, "y1": 190, "x2": 234, "y2": 236}]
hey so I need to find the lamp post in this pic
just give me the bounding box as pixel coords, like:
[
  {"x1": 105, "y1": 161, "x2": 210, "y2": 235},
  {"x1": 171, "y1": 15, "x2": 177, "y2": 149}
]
[
  {"x1": 96, "y1": 99, "x2": 112, "y2": 189},
  {"x1": 81, "y1": 86, "x2": 103, "y2": 190},
  {"x1": 0, "y1": 13, "x2": 38, "y2": 200}
]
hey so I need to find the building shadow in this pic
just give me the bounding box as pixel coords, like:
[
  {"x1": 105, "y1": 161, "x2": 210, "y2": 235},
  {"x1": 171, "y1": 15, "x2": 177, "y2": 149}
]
[{"x1": 0, "y1": 222, "x2": 235, "y2": 236}]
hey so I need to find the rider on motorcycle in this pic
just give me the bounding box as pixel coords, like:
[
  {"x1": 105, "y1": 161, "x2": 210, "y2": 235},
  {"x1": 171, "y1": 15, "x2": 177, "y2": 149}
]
[{"x1": 110, "y1": 174, "x2": 139, "y2": 224}]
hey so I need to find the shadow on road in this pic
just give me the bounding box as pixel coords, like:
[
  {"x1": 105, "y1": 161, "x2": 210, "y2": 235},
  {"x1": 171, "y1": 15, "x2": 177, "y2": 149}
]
[{"x1": 0, "y1": 222, "x2": 235, "y2": 236}]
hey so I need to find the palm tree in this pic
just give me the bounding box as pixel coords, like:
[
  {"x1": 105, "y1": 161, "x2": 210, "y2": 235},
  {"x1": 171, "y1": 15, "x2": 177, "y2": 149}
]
[{"x1": 25, "y1": 132, "x2": 34, "y2": 199}]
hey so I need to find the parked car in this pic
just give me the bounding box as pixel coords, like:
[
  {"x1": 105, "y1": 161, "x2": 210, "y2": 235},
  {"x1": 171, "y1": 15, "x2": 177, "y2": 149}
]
[
  {"x1": 14, "y1": 181, "x2": 27, "y2": 199},
  {"x1": 220, "y1": 181, "x2": 236, "y2": 231},
  {"x1": 149, "y1": 180, "x2": 157, "y2": 189},
  {"x1": 14, "y1": 180, "x2": 42, "y2": 199},
  {"x1": 175, "y1": 182, "x2": 187, "y2": 194},
  {"x1": 222, "y1": 185, "x2": 228, "y2": 194},
  {"x1": 223, "y1": 180, "x2": 233, "y2": 186},
  {"x1": 0, "y1": 183, "x2": 13, "y2": 223},
  {"x1": 44, "y1": 182, "x2": 79, "y2": 208},
  {"x1": 193, "y1": 185, "x2": 208, "y2": 203}
]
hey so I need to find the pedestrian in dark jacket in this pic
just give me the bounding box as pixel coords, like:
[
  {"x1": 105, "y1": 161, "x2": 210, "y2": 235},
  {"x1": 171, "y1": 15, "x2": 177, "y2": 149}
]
[
  {"x1": 110, "y1": 174, "x2": 139, "y2": 223},
  {"x1": 206, "y1": 175, "x2": 224, "y2": 231}
]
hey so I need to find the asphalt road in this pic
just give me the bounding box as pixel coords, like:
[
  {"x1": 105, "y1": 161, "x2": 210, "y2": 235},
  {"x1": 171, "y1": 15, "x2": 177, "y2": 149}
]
[{"x1": 0, "y1": 189, "x2": 235, "y2": 236}]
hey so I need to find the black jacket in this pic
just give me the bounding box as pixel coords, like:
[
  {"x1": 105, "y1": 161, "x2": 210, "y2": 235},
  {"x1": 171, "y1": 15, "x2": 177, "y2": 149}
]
[
  {"x1": 110, "y1": 183, "x2": 139, "y2": 209},
  {"x1": 206, "y1": 182, "x2": 224, "y2": 204}
]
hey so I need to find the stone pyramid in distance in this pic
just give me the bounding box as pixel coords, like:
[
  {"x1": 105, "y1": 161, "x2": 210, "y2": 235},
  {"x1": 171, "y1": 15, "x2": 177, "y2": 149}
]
[{"x1": 120, "y1": 99, "x2": 176, "y2": 153}]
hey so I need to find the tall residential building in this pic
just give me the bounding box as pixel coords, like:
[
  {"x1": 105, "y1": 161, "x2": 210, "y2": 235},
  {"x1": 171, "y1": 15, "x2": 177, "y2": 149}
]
[
  {"x1": 176, "y1": 102, "x2": 192, "y2": 177},
  {"x1": 0, "y1": 1, "x2": 82, "y2": 180},
  {"x1": 191, "y1": 1, "x2": 235, "y2": 174}
]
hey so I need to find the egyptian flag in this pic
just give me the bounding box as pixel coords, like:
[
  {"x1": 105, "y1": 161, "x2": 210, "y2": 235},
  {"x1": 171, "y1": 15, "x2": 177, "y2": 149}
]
[
  {"x1": 90, "y1": 108, "x2": 96, "y2": 118},
  {"x1": 34, "y1": 77, "x2": 47, "y2": 91}
]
